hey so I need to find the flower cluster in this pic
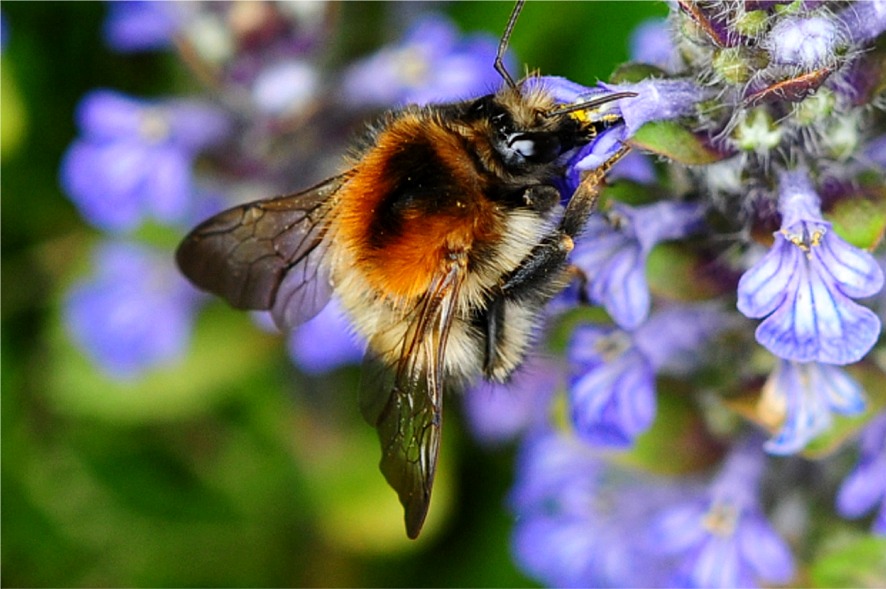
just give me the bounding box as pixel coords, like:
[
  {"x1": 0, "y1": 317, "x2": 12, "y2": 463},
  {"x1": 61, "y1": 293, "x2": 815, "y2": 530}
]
[{"x1": 58, "y1": 1, "x2": 885, "y2": 586}]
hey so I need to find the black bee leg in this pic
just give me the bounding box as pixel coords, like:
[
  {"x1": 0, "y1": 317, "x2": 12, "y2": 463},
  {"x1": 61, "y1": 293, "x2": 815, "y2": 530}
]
[
  {"x1": 481, "y1": 296, "x2": 506, "y2": 375},
  {"x1": 520, "y1": 184, "x2": 561, "y2": 212},
  {"x1": 559, "y1": 144, "x2": 631, "y2": 239}
]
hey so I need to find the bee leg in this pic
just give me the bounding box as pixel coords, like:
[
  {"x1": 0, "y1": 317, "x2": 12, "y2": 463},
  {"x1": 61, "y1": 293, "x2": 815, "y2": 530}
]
[
  {"x1": 520, "y1": 184, "x2": 561, "y2": 213},
  {"x1": 481, "y1": 296, "x2": 507, "y2": 376},
  {"x1": 559, "y1": 144, "x2": 631, "y2": 239}
]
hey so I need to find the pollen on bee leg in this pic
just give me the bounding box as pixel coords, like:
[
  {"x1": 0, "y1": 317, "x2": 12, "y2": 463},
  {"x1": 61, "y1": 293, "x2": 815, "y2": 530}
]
[{"x1": 560, "y1": 235, "x2": 575, "y2": 252}]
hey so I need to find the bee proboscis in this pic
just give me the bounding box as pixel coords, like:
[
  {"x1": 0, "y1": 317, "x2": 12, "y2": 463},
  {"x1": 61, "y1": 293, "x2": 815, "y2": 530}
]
[{"x1": 177, "y1": 0, "x2": 634, "y2": 539}]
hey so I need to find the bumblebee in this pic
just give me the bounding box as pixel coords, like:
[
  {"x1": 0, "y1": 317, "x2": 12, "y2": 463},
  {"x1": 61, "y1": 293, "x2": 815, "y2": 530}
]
[{"x1": 177, "y1": 1, "x2": 633, "y2": 538}]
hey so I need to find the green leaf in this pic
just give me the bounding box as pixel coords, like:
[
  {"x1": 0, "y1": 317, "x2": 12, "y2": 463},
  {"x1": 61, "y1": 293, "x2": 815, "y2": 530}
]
[
  {"x1": 609, "y1": 62, "x2": 669, "y2": 84},
  {"x1": 827, "y1": 192, "x2": 886, "y2": 251},
  {"x1": 47, "y1": 304, "x2": 281, "y2": 423},
  {"x1": 616, "y1": 384, "x2": 724, "y2": 475},
  {"x1": 630, "y1": 120, "x2": 729, "y2": 165},
  {"x1": 810, "y1": 534, "x2": 886, "y2": 588}
]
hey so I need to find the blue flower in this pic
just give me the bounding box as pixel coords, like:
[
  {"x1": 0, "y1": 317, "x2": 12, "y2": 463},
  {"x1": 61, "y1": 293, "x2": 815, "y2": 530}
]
[
  {"x1": 737, "y1": 169, "x2": 884, "y2": 365},
  {"x1": 286, "y1": 298, "x2": 364, "y2": 375},
  {"x1": 60, "y1": 90, "x2": 230, "y2": 232},
  {"x1": 568, "y1": 305, "x2": 730, "y2": 447},
  {"x1": 64, "y1": 241, "x2": 199, "y2": 379},
  {"x1": 341, "y1": 14, "x2": 504, "y2": 107},
  {"x1": 510, "y1": 431, "x2": 679, "y2": 588},
  {"x1": 766, "y1": 15, "x2": 844, "y2": 69},
  {"x1": 103, "y1": 1, "x2": 180, "y2": 52},
  {"x1": 464, "y1": 357, "x2": 561, "y2": 446},
  {"x1": 568, "y1": 325, "x2": 655, "y2": 447},
  {"x1": 630, "y1": 18, "x2": 680, "y2": 73},
  {"x1": 759, "y1": 360, "x2": 866, "y2": 455},
  {"x1": 836, "y1": 411, "x2": 886, "y2": 535},
  {"x1": 1, "y1": 10, "x2": 8, "y2": 52},
  {"x1": 601, "y1": 79, "x2": 711, "y2": 137},
  {"x1": 251, "y1": 59, "x2": 320, "y2": 118},
  {"x1": 648, "y1": 437, "x2": 795, "y2": 588},
  {"x1": 838, "y1": 0, "x2": 886, "y2": 45},
  {"x1": 570, "y1": 201, "x2": 705, "y2": 329}
]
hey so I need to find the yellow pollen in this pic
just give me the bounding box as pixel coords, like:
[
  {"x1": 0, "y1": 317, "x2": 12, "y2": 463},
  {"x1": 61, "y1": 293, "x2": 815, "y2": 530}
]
[
  {"x1": 702, "y1": 502, "x2": 739, "y2": 537},
  {"x1": 139, "y1": 109, "x2": 171, "y2": 143}
]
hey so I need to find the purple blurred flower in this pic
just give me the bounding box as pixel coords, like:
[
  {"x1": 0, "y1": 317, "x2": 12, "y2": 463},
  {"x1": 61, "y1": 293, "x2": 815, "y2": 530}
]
[
  {"x1": 648, "y1": 437, "x2": 795, "y2": 588},
  {"x1": 287, "y1": 298, "x2": 363, "y2": 375},
  {"x1": 568, "y1": 325, "x2": 655, "y2": 447},
  {"x1": 65, "y1": 241, "x2": 198, "y2": 379},
  {"x1": 568, "y1": 305, "x2": 729, "y2": 447},
  {"x1": 510, "y1": 431, "x2": 679, "y2": 588},
  {"x1": 766, "y1": 15, "x2": 843, "y2": 69},
  {"x1": 103, "y1": 1, "x2": 181, "y2": 52},
  {"x1": 838, "y1": 0, "x2": 886, "y2": 45},
  {"x1": 341, "y1": 14, "x2": 504, "y2": 106},
  {"x1": 464, "y1": 357, "x2": 560, "y2": 446},
  {"x1": 251, "y1": 59, "x2": 319, "y2": 118},
  {"x1": 571, "y1": 201, "x2": 705, "y2": 330},
  {"x1": 1, "y1": 10, "x2": 8, "y2": 51},
  {"x1": 630, "y1": 18, "x2": 680, "y2": 72},
  {"x1": 737, "y1": 169, "x2": 883, "y2": 365},
  {"x1": 760, "y1": 360, "x2": 866, "y2": 455},
  {"x1": 836, "y1": 411, "x2": 886, "y2": 535},
  {"x1": 60, "y1": 90, "x2": 231, "y2": 232}
]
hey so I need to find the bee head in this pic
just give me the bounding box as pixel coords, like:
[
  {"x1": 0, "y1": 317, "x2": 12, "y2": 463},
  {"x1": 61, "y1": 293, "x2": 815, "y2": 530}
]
[{"x1": 468, "y1": 94, "x2": 589, "y2": 172}]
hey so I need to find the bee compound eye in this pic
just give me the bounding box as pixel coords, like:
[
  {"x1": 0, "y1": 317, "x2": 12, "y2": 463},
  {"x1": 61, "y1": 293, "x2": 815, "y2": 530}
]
[{"x1": 507, "y1": 132, "x2": 561, "y2": 163}]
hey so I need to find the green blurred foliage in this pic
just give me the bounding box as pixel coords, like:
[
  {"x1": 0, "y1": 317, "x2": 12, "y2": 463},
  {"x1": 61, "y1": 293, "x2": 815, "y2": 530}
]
[{"x1": 2, "y1": 2, "x2": 666, "y2": 587}]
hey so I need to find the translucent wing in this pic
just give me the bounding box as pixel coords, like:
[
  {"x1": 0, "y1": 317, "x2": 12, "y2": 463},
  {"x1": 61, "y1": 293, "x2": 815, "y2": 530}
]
[
  {"x1": 360, "y1": 257, "x2": 466, "y2": 539},
  {"x1": 176, "y1": 174, "x2": 346, "y2": 329}
]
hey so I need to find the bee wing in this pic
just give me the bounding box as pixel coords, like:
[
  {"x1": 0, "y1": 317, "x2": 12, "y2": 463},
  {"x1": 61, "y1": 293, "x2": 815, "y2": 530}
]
[
  {"x1": 360, "y1": 258, "x2": 465, "y2": 539},
  {"x1": 176, "y1": 174, "x2": 347, "y2": 329}
]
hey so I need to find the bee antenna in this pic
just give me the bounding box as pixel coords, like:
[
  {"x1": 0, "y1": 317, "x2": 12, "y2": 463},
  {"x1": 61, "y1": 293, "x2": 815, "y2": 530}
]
[
  {"x1": 495, "y1": 0, "x2": 524, "y2": 91},
  {"x1": 545, "y1": 91, "x2": 639, "y2": 118}
]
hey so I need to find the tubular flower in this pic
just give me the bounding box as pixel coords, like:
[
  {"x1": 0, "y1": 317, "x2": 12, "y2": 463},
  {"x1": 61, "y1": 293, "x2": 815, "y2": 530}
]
[
  {"x1": 648, "y1": 437, "x2": 794, "y2": 588},
  {"x1": 737, "y1": 168, "x2": 884, "y2": 365},
  {"x1": 571, "y1": 201, "x2": 705, "y2": 330},
  {"x1": 837, "y1": 412, "x2": 886, "y2": 534},
  {"x1": 60, "y1": 90, "x2": 230, "y2": 232},
  {"x1": 64, "y1": 241, "x2": 199, "y2": 378},
  {"x1": 759, "y1": 359, "x2": 866, "y2": 455}
]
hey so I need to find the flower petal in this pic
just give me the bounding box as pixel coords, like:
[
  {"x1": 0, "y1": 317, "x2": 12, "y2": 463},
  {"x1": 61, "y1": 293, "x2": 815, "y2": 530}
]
[
  {"x1": 737, "y1": 239, "x2": 797, "y2": 319},
  {"x1": 815, "y1": 232, "x2": 885, "y2": 299}
]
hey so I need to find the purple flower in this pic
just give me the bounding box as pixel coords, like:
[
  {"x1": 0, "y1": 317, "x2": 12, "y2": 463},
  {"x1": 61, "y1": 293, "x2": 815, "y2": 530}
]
[
  {"x1": 251, "y1": 59, "x2": 319, "y2": 118},
  {"x1": 838, "y1": 0, "x2": 886, "y2": 45},
  {"x1": 341, "y1": 14, "x2": 504, "y2": 107},
  {"x1": 464, "y1": 357, "x2": 560, "y2": 446},
  {"x1": 568, "y1": 305, "x2": 729, "y2": 447},
  {"x1": 510, "y1": 431, "x2": 679, "y2": 588},
  {"x1": 630, "y1": 18, "x2": 681, "y2": 73},
  {"x1": 836, "y1": 412, "x2": 886, "y2": 534},
  {"x1": 571, "y1": 201, "x2": 705, "y2": 330},
  {"x1": 648, "y1": 437, "x2": 795, "y2": 588},
  {"x1": 103, "y1": 1, "x2": 181, "y2": 52},
  {"x1": 60, "y1": 90, "x2": 230, "y2": 232},
  {"x1": 568, "y1": 325, "x2": 655, "y2": 447},
  {"x1": 601, "y1": 79, "x2": 710, "y2": 137},
  {"x1": 1, "y1": 10, "x2": 8, "y2": 52},
  {"x1": 766, "y1": 15, "x2": 843, "y2": 69},
  {"x1": 287, "y1": 298, "x2": 363, "y2": 375},
  {"x1": 737, "y1": 169, "x2": 884, "y2": 365},
  {"x1": 64, "y1": 241, "x2": 198, "y2": 379},
  {"x1": 759, "y1": 360, "x2": 866, "y2": 455}
]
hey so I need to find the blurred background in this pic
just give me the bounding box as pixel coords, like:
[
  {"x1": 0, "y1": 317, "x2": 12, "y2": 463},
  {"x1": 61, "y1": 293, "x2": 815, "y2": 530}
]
[{"x1": 1, "y1": 2, "x2": 665, "y2": 586}]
